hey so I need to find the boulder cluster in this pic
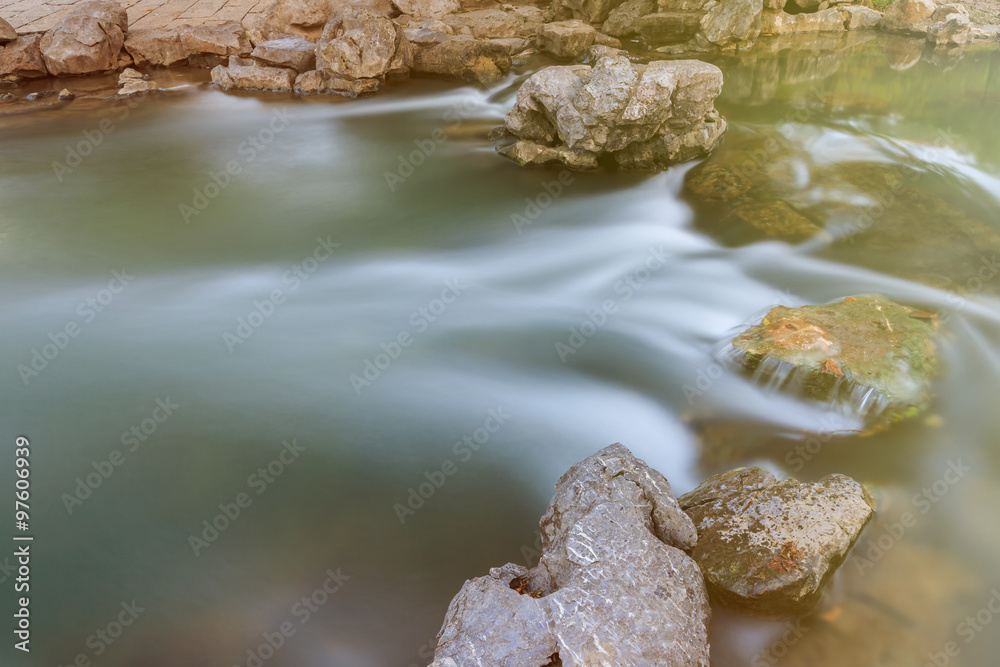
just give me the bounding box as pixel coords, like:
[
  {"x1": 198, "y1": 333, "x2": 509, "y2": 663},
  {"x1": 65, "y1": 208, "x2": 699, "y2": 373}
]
[{"x1": 429, "y1": 444, "x2": 873, "y2": 665}]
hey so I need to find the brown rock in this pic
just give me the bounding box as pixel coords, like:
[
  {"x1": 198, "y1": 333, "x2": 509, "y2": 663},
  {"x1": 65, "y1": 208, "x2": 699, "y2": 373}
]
[
  {"x1": 0, "y1": 17, "x2": 16, "y2": 45},
  {"x1": 39, "y1": 0, "x2": 128, "y2": 76},
  {"x1": 538, "y1": 19, "x2": 597, "y2": 58},
  {"x1": 316, "y1": 9, "x2": 413, "y2": 80},
  {"x1": 180, "y1": 21, "x2": 252, "y2": 57},
  {"x1": 126, "y1": 28, "x2": 188, "y2": 67},
  {"x1": 412, "y1": 36, "x2": 511, "y2": 83},
  {"x1": 0, "y1": 35, "x2": 49, "y2": 80},
  {"x1": 252, "y1": 36, "x2": 317, "y2": 71},
  {"x1": 211, "y1": 64, "x2": 297, "y2": 91},
  {"x1": 294, "y1": 68, "x2": 381, "y2": 95}
]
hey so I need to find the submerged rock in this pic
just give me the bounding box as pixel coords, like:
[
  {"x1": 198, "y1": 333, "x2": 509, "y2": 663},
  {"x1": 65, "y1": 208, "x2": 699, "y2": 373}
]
[
  {"x1": 679, "y1": 467, "x2": 874, "y2": 617},
  {"x1": 500, "y1": 52, "x2": 726, "y2": 170},
  {"x1": 429, "y1": 443, "x2": 711, "y2": 666},
  {"x1": 39, "y1": 0, "x2": 128, "y2": 76},
  {"x1": 732, "y1": 295, "x2": 939, "y2": 422},
  {"x1": 117, "y1": 67, "x2": 158, "y2": 96}
]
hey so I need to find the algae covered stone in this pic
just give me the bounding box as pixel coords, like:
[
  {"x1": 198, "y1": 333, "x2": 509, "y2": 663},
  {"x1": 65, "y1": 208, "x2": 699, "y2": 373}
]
[
  {"x1": 732, "y1": 295, "x2": 938, "y2": 423},
  {"x1": 679, "y1": 467, "x2": 875, "y2": 617}
]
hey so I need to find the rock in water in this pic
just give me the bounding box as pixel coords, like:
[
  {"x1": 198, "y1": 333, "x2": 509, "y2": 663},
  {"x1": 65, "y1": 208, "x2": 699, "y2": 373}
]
[
  {"x1": 430, "y1": 443, "x2": 712, "y2": 666},
  {"x1": 500, "y1": 51, "x2": 726, "y2": 170},
  {"x1": 679, "y1": 467, "x2": 874, "y2": 617},
  {"x1": 731, "y1": 295, "x2": 938, "y2": 423}
]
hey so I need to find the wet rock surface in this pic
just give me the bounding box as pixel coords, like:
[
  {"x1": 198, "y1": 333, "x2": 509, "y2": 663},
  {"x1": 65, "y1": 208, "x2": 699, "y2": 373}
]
[
  {"x1": 117, "y1": 67, "x2": 158, "y2": 96},
  {"x1": 211, "y1": 63, "x2": 297, "y2": 91},
  {"x1": 500, "y1": 51, "x2": 726, "y2": 170},
  {"x1": 679, "y1": 467, "x2": 875, "y2": 617},
  {"x1": 732, "y1": 295, "x2": 939, "y2": 422},
  {"x1": 429, "y1": 443, "x2": 711, "y2": 667}
]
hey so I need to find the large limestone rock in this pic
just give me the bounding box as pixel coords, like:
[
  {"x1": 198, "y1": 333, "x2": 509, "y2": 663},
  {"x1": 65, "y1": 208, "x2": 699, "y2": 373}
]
[
  {"x1": 316, "y1": 9, "x2": 413, "y2": 80},
  {"x1": 698, "y1": 0, "x2": 764, "y2": 49},
  {"x1": 429, "y1": 444, "x2": 711, "y2": 666},
  {"x1": 252, "y1": 36, "x2": 317, "y2": 71},
  {"x1": 0, "y1": 17, "x2": 16, "y2": 45},
  {"x1": 412, "y1": 37, "x2": 511, "y2": 83},
  {"x1": 210, "y1": 63, "x2": 297, "y2": 91},
  {"x1": 731, "y1": 295, "x2": 939, "y2": 423},
  {"x1": 442, "y1": 8, "x2": 521, "y2": 38},
  {"x1": 39, "y1": 0, "x2": 128, "y2": 76},
  {"x1": 538, "y1": 19, "x2": 597, "y2": 58},
  {"x1": 879, "y1": 0, "x2": 937, "y2": 34},
  {"x1": 0, "y1": 35, "x2": 49, "y2": 80},
  {"x1": 125, "y1": 28, "x2": 188, "y2": 67},
  {"x1": 500, "y1": 52, "x2": 727, "y2": 170},
  {"x1": 679, "y1": 467, "x2": 874, "y2": 617},
  {"x1": 392, "y1": 0, "x2": 460, "y2": 18}
]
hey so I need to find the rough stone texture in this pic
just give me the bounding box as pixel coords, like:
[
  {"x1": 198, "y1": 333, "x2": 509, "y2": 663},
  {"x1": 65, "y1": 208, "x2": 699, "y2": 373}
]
[
  {"x1": 839, "y1": 5, "x2": 883, "y2": 29},
  {"x1": 252, "y1": 36, "x2": 317, "y2": 71},
  {"x1": 501, "y1": 139, "x2": 600, "y2": 168},
  {"x1": 429, "y1": 444, "x2": 711, "y2": 667},
  {"x1": 0, "y1": 18, "x2": 16, "y2": 45},
  {"x1": 249, "y1": 0, "x2": 336, "y2": 41},
  {"x1": 931, "y1": 1, "x2": 969, "y2": 20},
  {"x1": 501, "y1": 54, "x2": 726, "y2": 170},
  {"x1": 294, "y1": 68, "x2": 381, "y2": 94},
  {"x1": 0, "y1": 35, "x2": 48, "y2": 79},
  {"x1": 553, "y1": 0, "x2": 624, "y2": 24},
  {"x1": 211, "y1": 63, "x2": 297, "y2": 90},
  {"x1": 412, "y1": 37, "x2": 511, "y2": 83},
  {"x1": 316, "y1": 9, "x2": 413, "y2": 80},
  {"x1": 180, "y1": 22, "x2": 252, "y2": 57},
  {"x1": 538, "y1": 20, "x2": 597, "y2": 58},
  {"x1": 117, "y1": 67, "x2": 158, "y2": 95},
  {"x1": 698, "y1": 0, "x2": 764, "y2": 48},
  {"x1": 392, "y1": 0, "x2": 460, "y2": 18},
  {"x1": 760, "y1": 8, "x2": 846, "y2": 34},
  {"x1": 879, "y1": 0, "x2": 937, "y2": 34},
  {"x1": 927, "y1": 13, "x2": 973, "y2": 43},
  {"x1": 443, "y1": 8, "x2": 521, "y2": 38},
  {"x1": 637, "y1": 11, "x2": 704, "y2": 45},
  {"x1": 39, "y1": 0, "x2": 127, "y2": 76},
  {"x1": 732, "y1": 295, "x2": 939, "y2": 422},
  {"x1": 126, "y1": 28, "x2": 188, "y2": 67},
  {"x1": 679, "y1": 467, "x2": 874, "y2": 617},
  {"x1": 602, "y1": 0, "x2": 655, "y2": 37}
]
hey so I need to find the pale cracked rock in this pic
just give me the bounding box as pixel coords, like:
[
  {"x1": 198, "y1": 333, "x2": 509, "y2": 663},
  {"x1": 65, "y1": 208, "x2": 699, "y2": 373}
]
[
  {"x1": 679, "y1": 467, "x2": 875, "y2": 617},
  {"x1": 294, "y1": 68, "x2": 381, "y2": 95},
  {"x1": 117, "y1": 67, "x2": 158, "y2": 96},
  {"x1": 501, "y1": 54, "x2": 726, "y2": 170},
  {"x1": 412, "y1": 37, "x2": 511, "y2": 83},
  {"x1": 126, "y1": 28, "x2": 188, "y2": 67},
  {"x1": 392, "y1": 0, "x2": 461, "y2": 17},
  {"x1": 429, "y1": 443, "x2": 711, "y2": 667}
]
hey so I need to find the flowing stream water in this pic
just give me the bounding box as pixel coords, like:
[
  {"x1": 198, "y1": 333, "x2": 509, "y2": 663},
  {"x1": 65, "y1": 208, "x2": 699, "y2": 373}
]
[{"x1": 2, "y1": 33, "x2": 1000, "y2": 667}]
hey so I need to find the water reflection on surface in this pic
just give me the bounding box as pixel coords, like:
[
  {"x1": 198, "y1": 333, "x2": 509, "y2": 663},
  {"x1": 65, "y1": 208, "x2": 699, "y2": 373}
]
[{"x1": 1, "y1": 32, "x2": 1000, "y2": 667}]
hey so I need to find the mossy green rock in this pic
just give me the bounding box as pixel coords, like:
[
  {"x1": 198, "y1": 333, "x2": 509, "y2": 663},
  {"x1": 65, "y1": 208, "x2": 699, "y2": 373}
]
[
  {"x1": 732, "y1": 295, "x2": 939, "y2": 424},
  {"x1": 679, "y1": 467, "x2": 875, "y2": 618}
]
